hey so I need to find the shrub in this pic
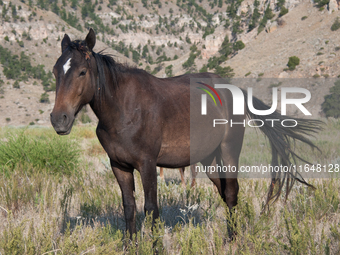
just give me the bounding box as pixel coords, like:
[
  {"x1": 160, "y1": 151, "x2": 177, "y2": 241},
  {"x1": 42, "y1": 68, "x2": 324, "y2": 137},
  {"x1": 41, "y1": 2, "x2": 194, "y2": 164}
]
[
  {"x1": 315, "y1": 0, "x2": 330, "y2": 7},
  {"x1": 207, "y1": 56, "x2": 227, "y2": 70},
  {"x1": 132, "y1": 50, "x2": 140, "y2": 63},
  {"x1": 264, "y1": 6, "x2": 275, "y2": 20},
  {"x1": 199, "y1": 65, "x2": 208, "y2": 73},
  {"x1": 331, "y1": 17, "x2": 340, "y2": 31},
  {"x1": 185, "y1": 34, "x2": 191, "y2": 44},
  {"x1": 156, "y1": 47, "x2": 162, "y2": 55},
  {"x1": 322, "y1": 80, "x2": 340, "y2": 118},
  {"x1": 13, "y1": 80, "x2": 20, "y2": 89},
  {"x1": 39, "y1": 92, "x2": 50, "y2": 103},
  {"x1": 0, "y1": 45, "x2": 55, "y2": 91},
  {"x1": 219, "y1": 35, "x2": 232, "y2": 56},
  {"x1": 80, "y1": 114, "x2": 91, "y2": 124},
  {"x1": 202, "y1": 26, "x2": 214, "y2": 39},
  {"x1": 151, "y1": 64, "x2": 162, "y2": 75},
  {"x1": 182, "y1": 52, "x2": 197, "y2": 69},
  {"x1": 279, "y1": 6, "x2": 288, "y2": 17},
  {"x1": 233, "y1": 40, "x2": 245, "y2": 51},
  {"x1": 79, "y1": 109, "x2": 92, "y2": 123},
  {"x1": 145, "y1": 65, "x2": 151, "y2": 73},
  {"x1": 215, "y1": 66, "x2": 234, "y2": 78},
  {"x1": 287, "y1": 56, "x2": 300, "y2": 70},
  {"x1": 156, "y1": 52, "x2": 171, "y2": 63},
  {"x1": 17, "y1": 40, "x2": 24, "y2": 47},
  {"x1": 165, "y1": 65, "x2": 173, "y2": 77},
  {"x1": 301, "y1": 16, "x2": 308, "y2": 20}
]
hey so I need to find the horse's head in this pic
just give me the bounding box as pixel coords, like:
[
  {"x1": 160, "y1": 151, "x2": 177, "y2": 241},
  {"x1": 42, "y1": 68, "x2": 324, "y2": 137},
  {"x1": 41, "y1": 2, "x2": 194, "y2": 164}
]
[{"x1": 50, "y1": 29, "x2": 97, "y2": 135}]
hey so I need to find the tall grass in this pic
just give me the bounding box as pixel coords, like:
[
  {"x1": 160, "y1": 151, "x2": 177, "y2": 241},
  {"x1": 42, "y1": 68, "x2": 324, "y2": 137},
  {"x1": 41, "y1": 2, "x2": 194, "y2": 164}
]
[
  {"x1": 0, "y1": 128, "x2": 80, "y2": 175},
  {"x1": 0, "y1": 120, "x2": 339, "y2": 254}
]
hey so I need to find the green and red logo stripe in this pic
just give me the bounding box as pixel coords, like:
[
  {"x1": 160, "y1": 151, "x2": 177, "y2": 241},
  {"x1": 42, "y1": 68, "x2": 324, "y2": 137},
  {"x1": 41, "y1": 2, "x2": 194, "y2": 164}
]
[{"x1": 197, "y1": 82, "x2": 222, "y2": 106}]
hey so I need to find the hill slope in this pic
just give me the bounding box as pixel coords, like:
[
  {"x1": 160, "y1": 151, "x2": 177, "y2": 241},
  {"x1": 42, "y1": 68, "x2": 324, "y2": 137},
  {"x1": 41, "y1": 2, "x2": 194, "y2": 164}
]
[{"x1": 0, "y1": 0, "x2": 339, "y2": 126}]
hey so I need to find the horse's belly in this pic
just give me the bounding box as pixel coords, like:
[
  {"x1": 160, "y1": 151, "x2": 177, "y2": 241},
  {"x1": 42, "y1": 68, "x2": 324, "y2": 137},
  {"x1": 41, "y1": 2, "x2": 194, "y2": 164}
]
[
  {"x1": 156, "y1": 125, "x2": 224, "y2": 168},
  {"x1": 155, "y1": 82, "x2": 230, "y2": 168},
  {"x1": 156, "y1": 140, "x2": 190, "y2": 167}
]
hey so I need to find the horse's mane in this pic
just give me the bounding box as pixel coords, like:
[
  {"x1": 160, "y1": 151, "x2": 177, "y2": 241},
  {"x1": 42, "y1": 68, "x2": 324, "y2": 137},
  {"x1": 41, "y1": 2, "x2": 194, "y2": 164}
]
[{"x1": 68, "y1": 40, "x2": 147, "y2": 96}]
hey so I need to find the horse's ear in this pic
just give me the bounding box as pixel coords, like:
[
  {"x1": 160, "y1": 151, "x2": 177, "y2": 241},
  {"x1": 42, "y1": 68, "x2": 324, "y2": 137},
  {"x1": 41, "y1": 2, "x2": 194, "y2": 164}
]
[
  {"x1": 61, "y1": 34, "x2": 71, "y2": 53},
  {"x1": 85, "y1": 28, "x2": 96, "y2": 51}
]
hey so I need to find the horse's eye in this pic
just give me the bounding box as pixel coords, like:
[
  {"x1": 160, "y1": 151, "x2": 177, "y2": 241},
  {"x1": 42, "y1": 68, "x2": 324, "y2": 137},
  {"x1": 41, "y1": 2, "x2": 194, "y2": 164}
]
[{"x1": 79, "y1": 70, "x2": 87, "y2": 77}]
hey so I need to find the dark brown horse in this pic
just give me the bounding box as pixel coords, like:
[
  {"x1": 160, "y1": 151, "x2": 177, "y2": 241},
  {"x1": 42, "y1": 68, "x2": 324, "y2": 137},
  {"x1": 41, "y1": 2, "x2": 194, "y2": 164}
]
[{"x1": 50, "y1": 29, "x2": 322, "y2": 239}]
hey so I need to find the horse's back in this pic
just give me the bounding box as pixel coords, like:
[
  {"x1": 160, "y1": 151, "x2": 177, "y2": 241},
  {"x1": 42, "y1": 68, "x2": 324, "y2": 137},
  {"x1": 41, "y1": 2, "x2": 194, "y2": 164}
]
[{"x1": 161, "y1": 72, "x2": 221, "y2": 86}]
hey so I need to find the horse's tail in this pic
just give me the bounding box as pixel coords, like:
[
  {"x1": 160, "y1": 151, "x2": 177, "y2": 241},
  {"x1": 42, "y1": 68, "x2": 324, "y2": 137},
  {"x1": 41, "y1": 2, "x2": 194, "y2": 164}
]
[{"x1": 242, "y1": 89, "x2": 323, "y2": 210}]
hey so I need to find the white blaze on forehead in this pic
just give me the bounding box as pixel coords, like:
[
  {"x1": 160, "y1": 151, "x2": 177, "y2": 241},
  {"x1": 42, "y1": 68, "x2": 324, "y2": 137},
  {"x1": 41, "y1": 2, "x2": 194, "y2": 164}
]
[{"x1": 63, "y1": 58, "x2": 72, "y2": 74}]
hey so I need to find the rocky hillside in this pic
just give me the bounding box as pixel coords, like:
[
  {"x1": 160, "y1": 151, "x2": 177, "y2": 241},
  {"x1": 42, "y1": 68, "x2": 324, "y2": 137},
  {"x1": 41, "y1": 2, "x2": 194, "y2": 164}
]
[{"x1": 0, "y1": 0, "x2": 339, "y2": 126}]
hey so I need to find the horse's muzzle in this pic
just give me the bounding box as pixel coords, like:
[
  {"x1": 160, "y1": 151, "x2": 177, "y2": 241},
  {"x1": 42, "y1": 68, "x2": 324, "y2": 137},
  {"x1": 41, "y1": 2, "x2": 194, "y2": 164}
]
[{"x1": 50, "y1": 112, "x2": 74, "y2": 135}]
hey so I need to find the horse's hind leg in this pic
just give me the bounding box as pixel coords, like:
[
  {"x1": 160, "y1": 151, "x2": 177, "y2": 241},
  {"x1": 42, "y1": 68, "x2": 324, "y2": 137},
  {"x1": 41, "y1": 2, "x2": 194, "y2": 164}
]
[
  {"x1": 159, "y1": 167, "x2": 186, "y2": 187},
  {"x1": 201, "y1": 155, "x2": 225, "y2": 200},
  {"x1": 201, "y1": 153, "x2": 237, "y2": 240},
  {"x1": 218, "y1": 127, "x2": 245, "y2": 239},
  {"x1": 179, "y1": 168, "x2": 186, "y2": 188},
  {"x1": 220, "y1": 132, "x2": 244, "y2": 205},
  {"x1": 159, "y1": 167, "x2": 164, "y2": 180},
  {"x1": 190, "y1": 164, "x2": 197, "y2": 187},
  {"x1": 219, "y1": 151, "x2": 239, "y2": 210},
  {"x1": 202, "y1": 130, "x2": 244, "y2": 239},
  {"x1": 202, "y1": 147, "x2": 239, "y2": 240}
]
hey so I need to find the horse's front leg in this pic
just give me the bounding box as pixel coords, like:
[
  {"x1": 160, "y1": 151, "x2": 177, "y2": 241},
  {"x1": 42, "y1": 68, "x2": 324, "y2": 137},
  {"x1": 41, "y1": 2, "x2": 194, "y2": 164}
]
[
  {"x1": 111, "y1": 162, "x2": 136, "y2": 239},
  {"x1": 139, "y1": 159, "x2": 159, "y2": 222}
]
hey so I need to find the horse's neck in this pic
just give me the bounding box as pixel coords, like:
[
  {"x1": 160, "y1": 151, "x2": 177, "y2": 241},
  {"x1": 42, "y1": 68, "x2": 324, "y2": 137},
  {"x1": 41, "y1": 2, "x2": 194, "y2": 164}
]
[{"x1": 89, "y1": 69, "x2": 121, "y2": 128}]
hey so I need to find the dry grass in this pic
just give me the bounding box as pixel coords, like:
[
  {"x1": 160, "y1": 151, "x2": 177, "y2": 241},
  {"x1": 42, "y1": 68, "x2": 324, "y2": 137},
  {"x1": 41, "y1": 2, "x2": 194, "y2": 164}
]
[{"x1": 0, "y1": 119, "x2": 339, "y2": 254}]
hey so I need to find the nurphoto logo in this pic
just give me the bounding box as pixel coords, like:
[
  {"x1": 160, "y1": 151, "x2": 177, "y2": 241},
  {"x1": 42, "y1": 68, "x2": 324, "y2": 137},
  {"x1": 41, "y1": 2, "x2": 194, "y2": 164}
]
[{"x1": 198, "y1": 83, "x2": 312, "y2": 128}]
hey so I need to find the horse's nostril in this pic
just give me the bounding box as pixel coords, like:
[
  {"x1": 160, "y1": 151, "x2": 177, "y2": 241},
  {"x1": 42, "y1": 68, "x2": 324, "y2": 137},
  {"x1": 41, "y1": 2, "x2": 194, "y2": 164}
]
[{"x1": 63, "y1": 114, "x2": 67, "y2": 123}]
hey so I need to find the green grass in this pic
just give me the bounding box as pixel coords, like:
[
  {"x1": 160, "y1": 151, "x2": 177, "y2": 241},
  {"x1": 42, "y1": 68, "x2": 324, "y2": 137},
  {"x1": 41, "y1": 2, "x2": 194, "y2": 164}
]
[
  {"x1": 0, "y1": 127, "x2": 80, "y2": 175},
  {"x1": 0, "y1": 121, "x2": 339, "y2": 254}
]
